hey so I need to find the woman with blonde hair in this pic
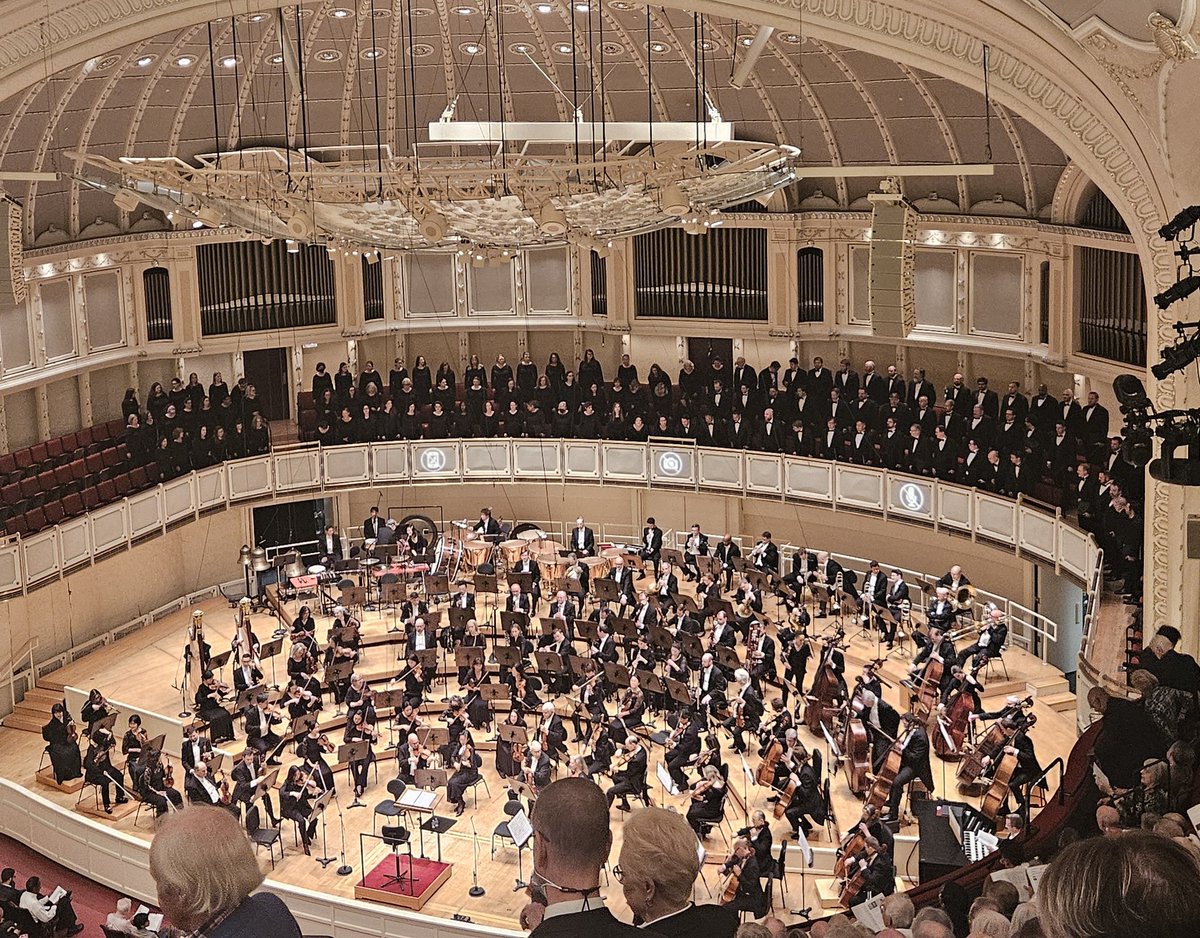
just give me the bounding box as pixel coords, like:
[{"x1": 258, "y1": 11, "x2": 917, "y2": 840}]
[{"x1": 149, "y1": 806, "x2": 300, "y2": 937}]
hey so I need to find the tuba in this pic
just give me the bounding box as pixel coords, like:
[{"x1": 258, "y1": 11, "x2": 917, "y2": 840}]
[{"x1": 953, "y1": 584, "x2": 976, "y2": 611}]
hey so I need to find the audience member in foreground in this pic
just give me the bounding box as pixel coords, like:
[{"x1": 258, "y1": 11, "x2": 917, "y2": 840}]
[
  {"x1": 18, "y1": 876, "x2": 81, "y2": 936},
  {"x1": 617, "y1": 806, "x2": 739, "y2": 938},
  {"x1": 520, "y1": 777, "x2": 664, "y2": 938},
  {"x1": 1039, "y1": 830, "x2": 1200, "y2": 938},
  {"x1": 149, "y1": 806, "x2": 301, "y2": 938}
]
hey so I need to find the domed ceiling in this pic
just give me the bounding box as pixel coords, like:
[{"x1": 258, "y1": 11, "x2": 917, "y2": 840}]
[{"x1": 0, "y1": 1, "x2": 1068, "y2": 246}]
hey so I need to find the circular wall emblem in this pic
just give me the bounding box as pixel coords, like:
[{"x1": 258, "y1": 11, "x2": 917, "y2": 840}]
[
  {"x1": 898, "y1": 482, "x2": 926, "y2": 512},
  {"x1": 658, "y1": 451, "x2": 684, "y2": 477},
  {"x1": 420, "y1": 449, "x2": 447, "y2": 472}
]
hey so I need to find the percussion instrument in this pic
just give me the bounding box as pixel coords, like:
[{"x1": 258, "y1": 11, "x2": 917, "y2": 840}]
[
  {"x1": 433, "y1": 537, "x2": 463, "y2": 576},
  {"x1": 517, "y1": 529, "x2": 547, "y2": 551},
  {"x1": 307, "y1": 564, "x2": 327, "y2": 575},
  {"x1": 364, "y1": 538, "x2": 377, "y2": 551},
  {"x1": 283, "y1": 555, "x2": 308, "y2": 579},
  {"x1": 600, "y1": 547, "x2": 625, "y2": 562},
  {"x1": 500, "y1": 539, "x2": 526, "y2": 568},
  {"x1": 289, "y1": 575, "x2": 318, "y2": 590},
  {"x1": 464, "y1": 540, "x2": 492, "y2": 569},
  {"x1": 583, "y1": 555, "x2": 610, "y2": 580},
  {"x1": 538, "y1": 552, "x2": 567, "y2": 581},
  {"x1": 542, "y1": 540, "x2": 566, "y2": 555}
]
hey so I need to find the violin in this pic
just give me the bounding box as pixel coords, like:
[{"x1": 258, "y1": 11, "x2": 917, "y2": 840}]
[
  {"x1": 690, "y1": 778, "x2": 716, "y2": 801},
  {"x1": 163, "y1": 762, "x2": 176, "y2": 789},
  {"x1": 66, "y1": 718, "x2": 79, "y2": 744},
  {"x1": 318, "y1": 733, "x2": 336, "y2": 754}
]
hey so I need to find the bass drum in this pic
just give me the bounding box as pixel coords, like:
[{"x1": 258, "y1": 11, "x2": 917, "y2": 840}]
[{"x1": 432, "y1": 537, "x2": 464, "y2": 579}]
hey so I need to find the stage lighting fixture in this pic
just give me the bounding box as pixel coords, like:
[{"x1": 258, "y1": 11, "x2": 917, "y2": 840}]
[
  {"x1": 1154, "y1": 275, "x2": 1200, "y2": 310},
  {"x1": 1152, "y1": 332, "x2": 1200, "y2": 380},
  {"x1": 1159, "y1": 204, "x2": 1200, "y2": 241}
]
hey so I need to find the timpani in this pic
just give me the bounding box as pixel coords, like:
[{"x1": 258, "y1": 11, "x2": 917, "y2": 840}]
[
  {"x1": 538, "y1": 552, "x2": 567, "y2": 582},
  {"x1": 500, "y1": 539, "x2": 526, "y2": 568},
  {"x1": 582, "y1": 555, "x2": 610, "y2": 581},
  {"x1": 464, "y1": 539, "x2": 492, "y2": 570},
  {"x1": 517, "y1": 529, "x2": 547, "y2": 552}
]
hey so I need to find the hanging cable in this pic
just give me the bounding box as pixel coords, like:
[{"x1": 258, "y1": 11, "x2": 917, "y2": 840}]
[
  {"x1": 646, "y1": 7, "x2": 653, "y2": 157},
  {"x1": 206, "y1": 22, "x2": 221, "y2": 167},
  {"x1": 982, "y1": 43, "x2": 993, "y2": 164},
  {"x1": 572, "y1": 2, "x2": 580, "y2": 174},
  {"x1": 407, "y1": 0, "x2": 420, "y2": 172},
  {"x1": 294, "y1": 7, "x2": 312, "y2": 182}
]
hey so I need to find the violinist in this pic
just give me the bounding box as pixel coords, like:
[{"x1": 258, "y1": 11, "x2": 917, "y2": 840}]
[
  {"x1": 393, "y1": 700, "x2": 422, "y2": 740},
  {"x1": 41, "y1": 703, "x2": 82, "y2": 784},
  {"x1": 782, "y1": 748, "x2": 825, "y2": 837},
  {"x1": 509, "y1": 663, "x2": 543, "y2": 713},
  {"x1": 537, "y1": 701, "x2": 568, "y2": 758},
  {"x1": 664, "y1": 710, "x2": 702, "y2": 791},
  {"x1": 442, "y1": 696, "x2": 468, "y2": 752},
  {"x1": 286, "y1": 643, "x2": 316, "y2": 685},
  {"x1": 584, "y1": 724, "x2": 616, "y2": 777},
  {"x1": 724, "y1": 668, "x2": 763, "y2": 755},
  {"x1": 685, "y1": 764, "x2": 726, "y2": 836},
  {"x1": 567, "y1": 754, "x2": 589, "y2": 778},
  {"x1": 462, "y1": 659, "x2": 493, "y2": 731},
  {"x1": 523, "y1": 739, "x2": 552, "y2": 794},
  {"x1": 446, "y1": 730, "x2": 481, "y2": 817},
  {"x1": 396, "y1": 732, "x2": 428, "y2": 785},
  {"x1": 297, "y1": 724, "x2": 336, "y2": 791},
  {"x1": 606, "y1": 737, "x2": 648, "y2": 812},
  {"x1": 737, "y1": 809, "x2": 774, "y2": 870},
  {"x1": 401, "y1": 592, "x2": 430, "y2": 631},
  {"x1": 195, "y1": 671, "x2": 236, "y2": 742},
  {"x1": 495, "y1": 709, "x2": 527, "y2": 779},
  {"x1": 344, "y1": 709, "x2": 377, "y2": 799},
  {"x1": 232, "y1": 651, "x2": 264, "y2": 694},
  {"x1": 456, "y1": 619, "x2": 487, "y2": 684},
  {"x1": 284, "y1": 679, "x2": 320, "y2": 721},
  {"x1": 343, "y1": 673, "x2": 367, "y2": 719},
  {"x1": 121, "y1": 715, "x2": 148, "y2": 791},
  {"x1": 886, "y1": 712, "x2": 934, "y2": 820},
  {"x1": 571, "y1": 659, "x2": 606, "y2": 741},
  {"x1": 184, "y1": 761, "x2": 236, "y2": 815},
  {"x1": 399, "y1": 654, "x2": 429, "y2": 706},
  {"x1": 719, "y1": 838, "x2": 766, "y2": 917},
  {"x1": 180, "y1": 723, "x2": 214, "y2": 772},
  {"x1": 280, "y1": 765, "x2": 320, "y2": 855},
  {"x1": 80, "y1": 688, "x2": 112, "y2": 732},
  {"x1": 83, "y1": 728, "x2": 128, "y2": 814},
  {"x1": 232, "y1": 747, "x2": 279, "y2": 826},
  {"x1": 139, "y1": 748, "x2": 183, "y2": 816},
  {"x1": 611, "y1": 676, "x2": 646, "y2": 743},
  {"x1": 245, "y1": 693, "x2": 285, "y2": 764}
]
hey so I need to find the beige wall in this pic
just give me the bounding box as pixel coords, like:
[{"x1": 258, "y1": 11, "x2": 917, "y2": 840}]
[{"x1": 0, "y1": 509, "x2": 243, "y2": 669}]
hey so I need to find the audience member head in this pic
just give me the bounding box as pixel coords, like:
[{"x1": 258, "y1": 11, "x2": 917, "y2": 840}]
[
  {"x1": 914, "y1": 905, "x2": 957, "y2": 938},
  {"x1": 529, "y1": 778, "x2": 610, "y2": 903},
  {"x1": 969, "y1": 909, "x2": 1011, "y2": 938},
  {"x1": 984, "y1": 879, "x2": 1021, "y2": 919},
  {"x1": 882, "y1": 893, "x2": 915, "y2": 929},
  {"x1": 736, "y1": 925, "x2": 773, "y2": 938},
  {"x1": 1039, "y1": 830, "x2": 1200, "y2": 938},
  {"x1": 1095, "y1": 804, "x2": 1121, "y2": 835},
  {"x1": 149, "y1": 805, "x2": 265, "y2": 933}
]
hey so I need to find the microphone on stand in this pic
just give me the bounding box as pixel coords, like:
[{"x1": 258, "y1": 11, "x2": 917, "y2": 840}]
[{"x1": 468, "y1": 818, "x2": 485, "y2": 897}]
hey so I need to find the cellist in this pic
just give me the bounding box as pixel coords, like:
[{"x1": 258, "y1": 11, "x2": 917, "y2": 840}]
[
  {"x1": 907, "y1": 624, "x2": 957, "y2": 711},
  {"x1": 840, "y1": 836, "x2": 896, "y2": 908}
]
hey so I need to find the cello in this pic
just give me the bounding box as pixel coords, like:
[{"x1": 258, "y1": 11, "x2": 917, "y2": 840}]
[
  {"x1": 910, "y1": 653, "x2": 944, "y2": 723},
  {"x1": 842, "y1": 712, "x2": 872, "y2": 795},
  {"x1": 756, "y1": 738, "x2": 784, "y2": 787},
  {"x1": 805, "y1": 632, "x2": 846, "y2": 733},
  {"x1": 865, "y1": 729, "x2": 905, "y2": 814},
  {"x1": 837, "y1": 847, "x2": 871, "y2": 907},
  {"x1": 933, "y1": 663, "x2": 983, "y2": 759},
  {"x1": 979, "y1": 745, "x2": 1018, "y2": 820}
]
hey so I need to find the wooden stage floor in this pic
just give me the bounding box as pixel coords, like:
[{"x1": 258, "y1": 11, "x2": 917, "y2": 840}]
[{"x1": 0, "y1": 583, "x2": 1079, "y2": 930}]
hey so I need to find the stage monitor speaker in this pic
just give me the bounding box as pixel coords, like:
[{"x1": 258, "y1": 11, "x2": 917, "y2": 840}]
[
  {"x1": 0, "y1": 200, "x2": 27, "y2": 307},
  {"x1": 868, "y1": 191, "x2": 915, "y2": 339}
]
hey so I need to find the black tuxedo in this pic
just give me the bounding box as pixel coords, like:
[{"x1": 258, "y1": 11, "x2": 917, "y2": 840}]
[
  {"x1": 531, "y1": 907, "x2": 664, "y2": 938},
  {"x1": 945, "y1": 385, "x2": 971, "y2": 417},
  {"x1": 363, "y1": 515, "x2": 383, "y2": 540},
  {"x1": 570, "y1": 525, "x2": 596, "y2": 556},
  {"x1": 887, "y1": 726, "x2": 935, "y2": 816},
  {"x1": 647, "y1": 902, "x2": 738, "y2": 938}
]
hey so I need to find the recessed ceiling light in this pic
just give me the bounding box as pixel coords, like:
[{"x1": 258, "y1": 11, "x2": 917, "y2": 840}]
[
  {"x1": 315, "y1": 49, "x2": 342, "y2": 62},
  {"x1": 697, "y1": 39, "x2": 714, "y2": 51},
  {"x1": 737, "y1": 34, "x2": 754, "y2": 47},
  {"x1": 535, "y1": 3, "x2": 553, "y2": 12},
  {"x1": 191, "y1": 219, "x2": 204, "y2": 229},
  {"x1": 247, "y1": 12, "x2": 268, "y2": 23},
  {"x1": 609, "y1": 0, "x2": 634, "y2": 8},
  {"x1": 555, "y1": 42, "x2": 573, "y2": 54},
  {"x1": 409, "y1": 42, "x2": 434, "y2": 57},
  {"x1": 647, "y1": 41, "x2": 667, "y2": 54},
  {"x1": 601, "y1": 41, "x2": 623, "y2": 55},
  {"x1": 174, "y1": 55, "x2": 195, "y2": 67},
  {"x1": 779, "y1": 32, "x2": 802, "y2": 44},
  {"x1": 574, "y1": 2, "x2": 589, "y2": 10},
  {"x1": 453, "y1": 4, "x2": 476, "y2": 13},
  {"x1": 221, "y1": 55, "x2": 239, "y2": 68},
  {"x1": 331, "y1": 8, "x2": 353, "y2": 17},
  {"x1": 461, "y1": 42, "x2": 482, "y2": 55},
  {"x1": 510, "y1": 42, "x2": 533, "y2": 54},
  {"x1": 135, "y1": 55, "x2": 156, "y2": 68},
  {"x1": 269, "y1": 53, "x2": 284, "y2": 64},
  {"x1": 361, "y1": 48, "x2": 385, "y2": 59}
]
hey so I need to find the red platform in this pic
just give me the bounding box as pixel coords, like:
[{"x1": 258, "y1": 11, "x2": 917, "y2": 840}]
[{"x1": 354, "y1": 855, "x2": 451, "y2": 911}]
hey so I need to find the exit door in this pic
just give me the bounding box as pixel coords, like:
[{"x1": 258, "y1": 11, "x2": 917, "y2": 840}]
[{"x1": 242, "y1": 347, "x2": 291, "y2": 420}]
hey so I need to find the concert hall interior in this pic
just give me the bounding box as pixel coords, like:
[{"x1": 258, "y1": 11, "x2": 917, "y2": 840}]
[{"x1": 1, "y1": 2, "x2": 1200, "y2": 938}]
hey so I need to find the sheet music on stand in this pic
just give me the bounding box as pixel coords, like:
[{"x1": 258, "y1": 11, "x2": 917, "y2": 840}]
[
  {"x1": 656, "y1": 761, "x2": 679, "y2": 797},
  {"x1": 508, "y1": 809, "x2": 533, "y2": 848}
]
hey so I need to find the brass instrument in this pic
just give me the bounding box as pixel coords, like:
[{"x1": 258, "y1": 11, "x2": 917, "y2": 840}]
[{"x1": 952, "y1": 584, "x2": 976, "y2": 611}]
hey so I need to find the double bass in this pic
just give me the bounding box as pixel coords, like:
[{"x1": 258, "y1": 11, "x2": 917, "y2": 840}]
[
  {"x1": 805, "y1": 633, "x2": 846, "y2": 733},
  {"x1": 865, "y1": 728, "x2": 906, "y2": 814},
  {"x1": 979, "y1": 745, "x2": 1018, "y2": 820},
  {"x1": 933, "y1": 663, "x2": 984, "y2": 759},
  {"x1": 756, "y1": 738, "x2": 784, "y2": 787},
  {"x1": 842, "y1": 714, "x2": 872, "y2": 795}
]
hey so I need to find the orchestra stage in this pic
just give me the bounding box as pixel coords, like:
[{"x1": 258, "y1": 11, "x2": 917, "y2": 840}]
[{"x1": 0, "y1": 575, "x2": 1080, "y2": 930}]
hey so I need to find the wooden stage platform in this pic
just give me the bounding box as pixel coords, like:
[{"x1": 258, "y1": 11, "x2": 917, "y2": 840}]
[{"x1": 0, "y1": 580, "x2": 1080, "y2": 930}]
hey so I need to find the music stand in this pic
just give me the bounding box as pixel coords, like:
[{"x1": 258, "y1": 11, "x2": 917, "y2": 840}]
[
  {"x1": 662, "y1": 548, "x2": 685, "y2": 567},
  {"x1": 610, "y1": 617, "x2": 637, "y2": 640},
  {"x1": 480, "y1": 684, "x2": 511, "y2": 713},
  {"x1": 455, "y1": 646, "x2": 485, "y2": 671},
  {"x1": 426, "y1": 574, "x2": 450, "y2": 598},
  {"x1": 680, "y1": 633, "x2": 705, "y2": 661},
  {"x1": 259, "y1": 638, "x2": 284, "y2": 688},
  {"x1": 338, "y1": 741, "x2": 372, "y2": 807},
  {"x1": 576, "y1": 620, "x2": 599, "y2": 644},
  {"x1": 209, "y1": 649, "x2": 232, "y2": 674},
  {"x1": 381, "y1": 583, "x2": 406, "y2": 632},
  {"x1": 715, "y1": 646, "x2": 742, "y2": 672},
  {"x1": 665, "y1": 677, "x2": 692, "y2": 708},
  {"x1": 603, "y1": 661, "x2": 631, "y2": 688},
  {"x1": 341, "y1": 585, "x2": 368, "y2": 610},
  {"x1": 421, "y1": 726, "x2": 451, "y2": 751},
  {"x1": 449, "y1": 607, "x2": 475, "y2": 634},
  {"x1": 635, "y1": 669, "x2": 665, "y2": 696},
  {"x1": 310, "y1": 788, "x2": 336, "y2": 867},
  {"x1": 474, "y1": 573, "x2": 499, "y2": 595},
  {"x1": 592, "y1": 578, "x2": 621, "y2": 603},
  {"x1": 647, "y1": 625, "x2": 674, "y2": 655},
  {"x1": 235, "y1": 684, "x2": 266, "y2": 712},
  {"x1": 325, "y1": 659, "x2": 355, "y2": 712},
  {"x1": 500, "y1": 611, "x2": 531, "y2": 634},
  {"x1": 415, "y1": 767, "x2": 448, "y2": 791},
  {"x1": 493, "y1": 645, "x2": 523, "y2": 669},
  {"x1": 567, "y1": 654, "x2": 590, "y2": 677},
  {"x1": 288, "y1": 711, "x2": 319, "y2": 741}
]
